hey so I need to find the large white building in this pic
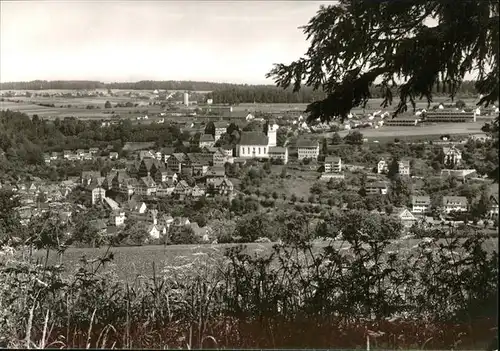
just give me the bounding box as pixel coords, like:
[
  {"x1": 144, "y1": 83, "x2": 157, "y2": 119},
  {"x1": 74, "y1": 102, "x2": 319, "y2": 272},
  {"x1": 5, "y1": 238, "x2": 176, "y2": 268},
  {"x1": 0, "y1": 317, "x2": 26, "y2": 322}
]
[
  {"x1": 236, "y1": 121, "x2": 279, "y2": 159},
  {"x1": 237, "y1": 132, "x2": 269, "y2": 158},
  {"x1": 297, "y1": 139, "x2": 320, "y2": 160}
]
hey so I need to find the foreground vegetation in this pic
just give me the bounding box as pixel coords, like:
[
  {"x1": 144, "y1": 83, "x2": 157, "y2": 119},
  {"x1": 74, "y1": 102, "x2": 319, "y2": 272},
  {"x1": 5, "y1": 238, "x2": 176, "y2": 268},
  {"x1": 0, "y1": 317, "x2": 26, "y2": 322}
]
[{"x1": 1, "y1": 221, "x2": 497, "y2": 349}]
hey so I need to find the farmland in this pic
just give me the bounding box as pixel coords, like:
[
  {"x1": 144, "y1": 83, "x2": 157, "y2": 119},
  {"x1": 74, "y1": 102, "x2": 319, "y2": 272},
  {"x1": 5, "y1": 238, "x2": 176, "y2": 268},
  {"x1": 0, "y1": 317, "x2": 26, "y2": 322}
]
[
  {"x1": 33, "y1": 237, "x2": 499, "y2": 282},
  {"x1": 333, "y1": 122, "x2": 486, "y2": 141}
]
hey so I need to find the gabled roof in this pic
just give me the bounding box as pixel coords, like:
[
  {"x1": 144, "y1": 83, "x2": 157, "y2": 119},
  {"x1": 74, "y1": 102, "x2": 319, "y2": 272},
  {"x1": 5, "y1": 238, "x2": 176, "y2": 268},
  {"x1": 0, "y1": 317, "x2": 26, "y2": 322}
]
[
  {"x1": 325, "y1": 156, "x2": 340, "y2": 163},
  {"x1": 239, "y1": 132, "x2": 268, "y2": 146},
  {"x1": 296, "y1": 138, "x2": 319, "y2": 148},
  {"x1": 171, "y1": 153, "x2": 186, "y2": 162},
  {"x1": 490, "y1": 193, "x2": 499, "y2": 204},
  {"x1": 88, "y1": 177, "x2": 105, "y2": 190},
  {"x1": 442, "y1": 196, "x2": 468, "y2": 206},
  {"x1": 206, "y1": 167, "x2": 226, "y2": 177},
  {"x1": 212, "y1": 177, "x2": 233, "y2": 187},
  {"x1": 186, "y1": 153, "x2": 212, "y2": 165},
  {"x1": 214, "y1": 121, "x2": 228, "y2": 129},
  {"x1": 140, "y1": 176, "x2": 157, "y2": 188},
  {"x1": 269, "y1": 146, "x2": 287, "y2": 153},
  {"x1": 176, "y1": 180, "x2": 190, "y2": 189},
  {"x1": 200, "y1": 134, "x2": 215, "y2": 142},
  {"x1": 412, "y1": 195, "x2": 430, "y2": 204}
]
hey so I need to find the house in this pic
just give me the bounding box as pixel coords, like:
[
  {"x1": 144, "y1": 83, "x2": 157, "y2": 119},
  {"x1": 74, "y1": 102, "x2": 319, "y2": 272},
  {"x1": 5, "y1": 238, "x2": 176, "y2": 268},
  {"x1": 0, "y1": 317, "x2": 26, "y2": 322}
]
[
  {"x1": 167, "y1": 153, "x2": 186, "y2": 173},
  {"x1": 81, "y1": 171, "x2": 101, "y2": 186},
  {"x1": 268, "y1": 147, "x2": 289, "y2": 164},
  {"x1": 136, "y1": 158, "x2": 165, "y2": 178},
  {"x1": 324, "y1": 156, "x2": 342, "y2": 173},
  {"x1": 214, "y1": 121, "x2": 228, "y2": 142},
  {"x1": 103, "y1": 196, "x2": 120, "y2": 211},
  {"x1": 213, "y1": 148, "x2": 227, "y2": 166},
  {"x1": 89, "y1": 147, "x2": 99, "y2": 155},
  {"x1": 185, "y1": 153, "x2": 212, "y2": 176},
  {"x1": 137, "y1": 176, "x2": 157, "y2": 196},
  {"x1": 109, "y1": 152, "x2": 119, "y2": 160},
  {"x1": 191, "y1": 185, "x2": 206, "y2": 197},
  {"x1": 173, "y1": 217, "x2": 191, "y2": 227},
  {"x1": 440, "y1": 169, "x2": 477, "y2": 180},
  {"x1": 208, "y1": 177, "x2": 234, "y2": 195},
  {"x1": 173, "y1": 180, "x2": 191, "y2": 196},
  {"x1": 365, "y1": 181, "x2": 389, "y2": 195},
  {"x1": 147, "y1": 223, "x2": 166, "y2": 240},
  {"x1": 190, "y1": 222, "x2": 211, "y2": 242},
  {"x1": 88, "y1": 178, "x2": 106, "y2": 205},
  {"x1": 160, "y1": 214, "x2": 174, "y2": 229},
  {"x1": 221, "y1": 144, "x2": 234, "y2": 157},
  {"x1": 319, "y1": 173, "x2": 345, "y2": 182},
  {"x1": 206, "y1": 167, "x2": 226, "y2": 183},
  {"x1": 398, "y1": 160, "x2": 411, "y2": 175},
  {"x1": 237, "y1": 132, "x2": 269, "y2": 158},
  {"x1": 199, "y1": 134, "x2": 215, "y2": 148},
  {"x1": 161, "y1": 146, "x2": 175, "y2": 163},
  {"x1": 442, "y1": 196, "x2": 468, "y2": 213},
  {"x1": 139, "y1": 150, "x2": 155, "y2": 160},
  {"x1": 111, "y1": 210, "x2": 126, "y2": 226},
  {"x1": 377, "y1": 160, "x2": 388, "y2": 174},
  {"x1": 412, "y1": 195, "x2": 431, "y2": 214},
  {"x1": 50, "y1": 152, "x2": 59, "y2": 161},
  {"x1": 442, "y1": 146, "x2": 462, "y2": 167},
  {"x1": 156, "y1": 170, "x2": 178, "y2": 184},
  {"x1": 489, "y1": 194, "x2": 499, "y2": 217},
  {"x1": 297, "y1": 139, "x2": 320, "y2": 160},
  {"x1": 393, "y1": 207, "x2": 418, "y2": 227},
  {"x1": 126, "y1": 198, "x2": 147, "y2": 214},
  {"x1": 156, "y1": 181, "x2": 176, "y2": 197}
]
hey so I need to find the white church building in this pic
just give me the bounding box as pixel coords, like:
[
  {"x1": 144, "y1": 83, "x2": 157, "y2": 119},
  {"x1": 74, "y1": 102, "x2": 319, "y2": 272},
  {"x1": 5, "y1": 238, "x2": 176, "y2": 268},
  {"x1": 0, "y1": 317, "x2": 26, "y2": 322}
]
[{"x1": 236, "y1": 121, "x2": 279, "y2": 158}]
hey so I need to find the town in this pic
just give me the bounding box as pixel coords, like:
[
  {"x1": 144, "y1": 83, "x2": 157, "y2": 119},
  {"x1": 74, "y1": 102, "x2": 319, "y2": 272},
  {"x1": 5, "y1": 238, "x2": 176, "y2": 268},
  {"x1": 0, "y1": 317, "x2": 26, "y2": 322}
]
[
  {"x1": 1, "y1": 1, "x2": 499, "y2": 349},
  {"x1": 1, "y1": 91, "x2": 498, "y2": 247}
]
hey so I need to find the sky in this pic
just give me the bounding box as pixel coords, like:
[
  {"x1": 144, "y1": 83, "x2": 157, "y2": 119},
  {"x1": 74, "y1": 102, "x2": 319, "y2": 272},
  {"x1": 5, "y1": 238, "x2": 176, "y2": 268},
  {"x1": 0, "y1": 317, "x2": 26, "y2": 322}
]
[{"x1": 0, "y1": 1, "x2": 335, "y2": 84}]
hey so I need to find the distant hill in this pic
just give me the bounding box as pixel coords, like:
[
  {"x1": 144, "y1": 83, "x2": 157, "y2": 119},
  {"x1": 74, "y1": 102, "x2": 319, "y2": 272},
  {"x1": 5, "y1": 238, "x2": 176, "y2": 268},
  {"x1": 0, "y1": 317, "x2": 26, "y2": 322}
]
[{"x1": 0, "y1": 80, "x2": 271, "y2": 91}]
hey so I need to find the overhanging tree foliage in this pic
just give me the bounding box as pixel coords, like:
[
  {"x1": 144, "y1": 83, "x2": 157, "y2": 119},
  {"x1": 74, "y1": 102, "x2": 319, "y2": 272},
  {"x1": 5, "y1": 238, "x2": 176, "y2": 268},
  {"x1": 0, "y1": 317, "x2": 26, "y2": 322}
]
[{"x1": 267, "y1": 1, "x2": 499, "y2": 122}]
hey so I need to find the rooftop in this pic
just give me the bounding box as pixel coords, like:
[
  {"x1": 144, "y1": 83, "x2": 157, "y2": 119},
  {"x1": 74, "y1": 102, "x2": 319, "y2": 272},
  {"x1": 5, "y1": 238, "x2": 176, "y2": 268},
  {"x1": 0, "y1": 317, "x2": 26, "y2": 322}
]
[
  {"x1": 239, "y1": 132, "x2": 269, "y2": 145},
  {"x1": 200, "y1": 134, "x2": 215, "y2": 142},
  {"x1": 296, "y1": 139, "x2": 319, "y2": 148}
]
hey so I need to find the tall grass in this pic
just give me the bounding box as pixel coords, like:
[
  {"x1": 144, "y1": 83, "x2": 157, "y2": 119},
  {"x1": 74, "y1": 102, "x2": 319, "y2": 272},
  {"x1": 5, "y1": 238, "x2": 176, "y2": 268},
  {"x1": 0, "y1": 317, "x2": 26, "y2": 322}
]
[{"x1": 0, "y1": 231, "x2": 497, "y2": 349}]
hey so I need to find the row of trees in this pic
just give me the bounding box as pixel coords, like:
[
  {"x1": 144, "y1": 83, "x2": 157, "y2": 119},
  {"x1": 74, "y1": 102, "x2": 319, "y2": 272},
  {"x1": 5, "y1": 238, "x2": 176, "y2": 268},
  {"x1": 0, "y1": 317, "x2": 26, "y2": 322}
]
[
  {"x1": 0, "y1": 80, "x2": 267, "y2": 92},
  {"x1": 208, "y1": 81, "x2": 481, "y2": 105}
]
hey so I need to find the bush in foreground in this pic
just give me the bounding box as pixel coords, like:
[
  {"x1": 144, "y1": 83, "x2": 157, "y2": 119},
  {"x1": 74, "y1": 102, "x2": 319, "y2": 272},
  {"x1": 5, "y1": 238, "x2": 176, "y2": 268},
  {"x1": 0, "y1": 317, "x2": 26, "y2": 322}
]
[{"x1": 0, "y1": 229, "x2": 497, "y2": 349}]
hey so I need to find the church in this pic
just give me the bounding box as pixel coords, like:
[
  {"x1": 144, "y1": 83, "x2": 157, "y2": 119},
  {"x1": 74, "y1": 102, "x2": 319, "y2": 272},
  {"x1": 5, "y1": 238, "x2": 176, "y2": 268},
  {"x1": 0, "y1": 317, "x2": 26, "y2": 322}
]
[{"x1": 236, "y1": 121, "x2": 279, "y2": 159}]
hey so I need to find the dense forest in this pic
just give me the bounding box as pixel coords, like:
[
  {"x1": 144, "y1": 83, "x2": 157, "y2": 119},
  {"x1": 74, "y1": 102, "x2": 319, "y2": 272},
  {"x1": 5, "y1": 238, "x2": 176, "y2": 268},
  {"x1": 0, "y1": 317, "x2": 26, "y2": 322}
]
[
  {"x1": 0, "y1": 110, "x2": 194, "y2": 179},
  {"x1": 208, "y1": 81, "x2": 480, "y2": 104}
]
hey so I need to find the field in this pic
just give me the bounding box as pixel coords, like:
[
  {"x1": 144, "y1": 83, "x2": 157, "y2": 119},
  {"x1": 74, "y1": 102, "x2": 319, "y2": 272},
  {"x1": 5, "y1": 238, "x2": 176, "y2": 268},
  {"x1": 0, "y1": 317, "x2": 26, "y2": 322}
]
[
  {"x1": 323, "y1": 122, "x2": 485, "y2": 143},
  {"x1": 2, "y1": 92, "x2": 490, "y2": 120},
  {"x1": 233, "y1": 97, "x2": 482, "y2": 113},
  {"x1": 33, "y1": 238, "x2": 499, "y2": 282}
]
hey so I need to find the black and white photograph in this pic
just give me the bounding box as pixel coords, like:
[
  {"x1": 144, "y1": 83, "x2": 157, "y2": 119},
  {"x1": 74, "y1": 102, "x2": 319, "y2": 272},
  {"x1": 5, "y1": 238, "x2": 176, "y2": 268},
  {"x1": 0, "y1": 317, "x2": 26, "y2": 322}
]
[{"x1": 0, "y1": 0, "x2": 498, "y2": 349}]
